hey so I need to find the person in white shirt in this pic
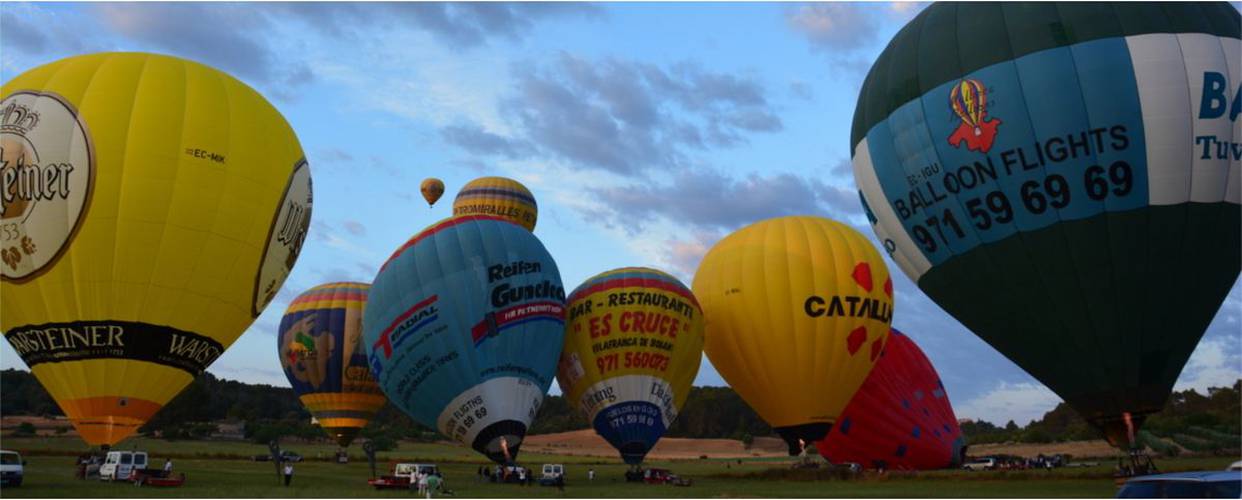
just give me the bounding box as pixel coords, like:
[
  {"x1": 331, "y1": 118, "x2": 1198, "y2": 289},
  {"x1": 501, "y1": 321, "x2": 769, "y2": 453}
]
[
  {"x1": 163, "y1": 459, "x2": 173, "y2": 473},
  {"x1": 588, "y1": 468, "x2": 595, "y2": 481},
  {"x1": 283, "y1": 463, "x2": 294, "y2": 487}
]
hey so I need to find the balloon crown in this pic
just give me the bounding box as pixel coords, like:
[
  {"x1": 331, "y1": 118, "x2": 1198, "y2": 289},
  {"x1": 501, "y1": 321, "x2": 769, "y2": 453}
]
[{"x1": 1, "y1": 101, "x2": 40, "y2": 135}]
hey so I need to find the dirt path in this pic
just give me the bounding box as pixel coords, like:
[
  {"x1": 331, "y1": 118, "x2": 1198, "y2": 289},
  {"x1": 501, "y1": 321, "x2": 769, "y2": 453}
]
[{"x1": 522, "y1": 430, "x2": 789, "y2": 459}]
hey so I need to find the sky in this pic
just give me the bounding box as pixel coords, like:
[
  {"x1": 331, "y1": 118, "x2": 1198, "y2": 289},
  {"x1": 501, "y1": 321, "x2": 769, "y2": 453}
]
[{"x1": 1, "y1": 1, "x2": 1239, "y2": 427}]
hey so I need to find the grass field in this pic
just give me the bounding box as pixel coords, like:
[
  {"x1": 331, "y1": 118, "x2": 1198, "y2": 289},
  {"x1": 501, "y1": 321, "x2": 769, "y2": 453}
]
[{"x1": 0, "y1": 437, "x2": 1235, "y2": 498}]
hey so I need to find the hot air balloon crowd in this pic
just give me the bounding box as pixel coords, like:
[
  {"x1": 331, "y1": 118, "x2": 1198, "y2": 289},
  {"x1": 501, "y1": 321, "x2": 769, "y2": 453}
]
[{"x1": 1, "y1": 2, "x2": 1238, "y2": 497}]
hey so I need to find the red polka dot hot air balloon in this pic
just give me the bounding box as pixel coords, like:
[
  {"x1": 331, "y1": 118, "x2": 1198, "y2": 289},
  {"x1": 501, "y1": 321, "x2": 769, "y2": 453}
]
[{"x1": 816, "y1": 329, "x2": 965, "y2": 470}]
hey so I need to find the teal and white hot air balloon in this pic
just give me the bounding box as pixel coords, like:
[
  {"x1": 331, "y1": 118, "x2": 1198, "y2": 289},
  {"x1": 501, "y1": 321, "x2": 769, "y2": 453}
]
[
  {"x1": 851, "y1": 2, "x2": 1240, "y2": 449},
  {"x1": 363, "y1": 215, "x2": 566, "y2": 463}
]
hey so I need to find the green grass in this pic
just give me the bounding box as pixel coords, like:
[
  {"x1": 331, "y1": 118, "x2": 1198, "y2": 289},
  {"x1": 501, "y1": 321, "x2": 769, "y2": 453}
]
[{"x1": 0, "y1": 437, "x2": 1236, "y2": 498}]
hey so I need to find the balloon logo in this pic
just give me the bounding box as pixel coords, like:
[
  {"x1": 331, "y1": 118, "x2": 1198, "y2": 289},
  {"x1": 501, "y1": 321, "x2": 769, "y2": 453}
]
[
  {"x1": 1, "y1": 52, "x2": 312, "y2": 447},
  {"x1": 693, "y1": 216, "x2": 894, "y2": 455},
  {"x1": 557, "y1": 267, "x2": 705, "y2": 465},
  {"x1": 452, "y1": 176, "x2": 538, "y2": 231},
  {"x1": 851, "y1": 2, "x2": 1241, "y2": 448},
  {"x1": 364, "y1": 216, "x2": 565, "y2": 463},
  {"x1": 279, "y1": 283, "x2": 386, "y2": 447},
  {"x1": 947, "y1": 79, "x2": 1002, "y2": 153},
  {"x1": 817, "y1": 330, "x2": 966, "y2": 470},
  {"x1": 420, "y1": 178, "x2": 445, "y2": 207}
]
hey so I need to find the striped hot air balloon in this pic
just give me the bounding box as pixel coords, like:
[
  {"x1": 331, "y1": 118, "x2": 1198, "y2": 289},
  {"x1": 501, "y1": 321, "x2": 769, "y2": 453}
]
[
  {"x1": 279, "y1": 282, "x2": 386, "y2": 448},
  {"x1": 557, "y1": 267, "x2": 705, "y2": 465},
  {"x1": 851, "y1": 2, "x2": 1240, "y2": 448},
  {"x1": 452, "y1": 176, "x2": 538, "y2": 231}
]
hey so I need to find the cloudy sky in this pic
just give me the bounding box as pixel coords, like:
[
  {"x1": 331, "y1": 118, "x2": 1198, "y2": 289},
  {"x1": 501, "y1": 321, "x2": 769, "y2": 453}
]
[{"x1": 2, "y1": 2, "x2": 1239, "y2": 427}]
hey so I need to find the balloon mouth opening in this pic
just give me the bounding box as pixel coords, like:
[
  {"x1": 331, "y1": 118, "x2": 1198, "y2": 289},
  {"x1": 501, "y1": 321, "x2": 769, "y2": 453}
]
[
  {"x1": 1092, "y1": 413, "x2": 1149, "y2": 449},
  {"x1": 474, "y1": 420, "x2": 527, "y2": 464},
  {"x1": 617, "y1": 442, "x2": 652, "y2": 465},
  {"x1": 774, "y1": 423, "x2": 833, "y2": 456}
]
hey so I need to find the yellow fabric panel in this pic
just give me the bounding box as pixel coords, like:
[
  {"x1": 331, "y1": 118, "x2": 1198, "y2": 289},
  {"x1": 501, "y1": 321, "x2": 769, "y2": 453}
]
[
  {"x1": 692, "y1": 216, "x2": 894, "y2": 428},
  {"x1": 1, "y1": 53, "x2": 308, "y2": 446},
  {"x1": 560, "y1": 267, "x2": 704, "y2": 413}
]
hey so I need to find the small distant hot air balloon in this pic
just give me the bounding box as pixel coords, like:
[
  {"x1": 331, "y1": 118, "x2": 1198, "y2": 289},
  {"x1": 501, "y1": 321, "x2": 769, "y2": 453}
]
[
  {"x1": 693, "y1": 216, "x2": 894, "y2": 455},
  {"x1": 851, "y1": 2, "x2": 1241, "y2": 449},
  {"x1": 816, "y1": 330, "x2": 966, "y2": 470},
  {"x1": 452, "y1": 176, "x2": 538, "y2": 231},
  {"x1": 363, "y1": 216, "x2": 565, "y2": 463},
  {"x1": 420, "y1": 178, "x2": 445, "y2": 207},
  {"x1": 557, "y1": 267, "x2": 705, "y2": 465},
  {"x1": 279, "y1": 283, "x2": 386, "y2": 448},
  {"x1": 1, "y1": 53, "x2": 312, "y2": 447}
]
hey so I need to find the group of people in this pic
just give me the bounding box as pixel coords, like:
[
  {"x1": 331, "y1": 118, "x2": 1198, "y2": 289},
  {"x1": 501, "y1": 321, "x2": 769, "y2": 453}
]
[
  {"x1": 410, "y1": 469, "x2": 446, "y2": 498},
  {"x1": 477, "y1": 465, "x2": 535, "y2": 485}
]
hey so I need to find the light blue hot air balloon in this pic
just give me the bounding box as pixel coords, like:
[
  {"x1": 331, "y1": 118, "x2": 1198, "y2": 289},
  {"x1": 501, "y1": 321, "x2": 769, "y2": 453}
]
[{"x1": 363, "y1": 215, "x2": 566, "y2": 463}]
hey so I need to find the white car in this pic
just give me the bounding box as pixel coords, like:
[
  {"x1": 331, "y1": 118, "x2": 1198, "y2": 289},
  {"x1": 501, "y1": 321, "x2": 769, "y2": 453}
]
[
  {"x1": 962, "y1": 458, "x2": 996, "y2": 471},
  {"x1": 99, "y1": 451, "x2": 148, "y2": 481},
  {"x1": 0, "y1": 450, "x2": 24, "y2": 487},
  {"x1": 1228, "y1": 460, "x2": 1242, "y2": 472},
  {"x1": 541, "y1": 464, "x2": 564, "y2": 485}
]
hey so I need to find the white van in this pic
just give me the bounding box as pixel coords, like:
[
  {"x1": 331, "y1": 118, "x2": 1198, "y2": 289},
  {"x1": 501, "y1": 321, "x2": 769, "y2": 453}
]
[
  {"x1": 99, "y1": 451, "x2": 147, "y2": 481},
  {"x1": 540, "y1": 464, "x2": 564, "y2": 485},
  {"x1": 0, "y1": 450, "x2": 24, "y2": 487}
]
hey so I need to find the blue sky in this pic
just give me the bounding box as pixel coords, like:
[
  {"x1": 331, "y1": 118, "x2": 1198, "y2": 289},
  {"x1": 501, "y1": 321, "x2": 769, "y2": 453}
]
[{"x1": 2, "y1": 2, "x2": 1239, "y2": 427}]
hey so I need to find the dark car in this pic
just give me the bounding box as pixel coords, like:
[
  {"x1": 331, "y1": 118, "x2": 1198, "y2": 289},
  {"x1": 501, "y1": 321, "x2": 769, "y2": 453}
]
[
  {"x1": 251, "y1": 451, "x2": 303, "y2": 463},
  {"x1": 1116, "y1": 471, "x2": 1241, "y2": 498}
]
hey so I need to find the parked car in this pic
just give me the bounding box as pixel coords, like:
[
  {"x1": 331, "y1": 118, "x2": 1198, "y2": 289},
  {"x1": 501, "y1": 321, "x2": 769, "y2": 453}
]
[
  {"x1": 251, "y1": 451, "x2": 303, "y2": 462},
  {"x1": 367, "y1": 463, "x2": 440, "y2": 489},
  {"x1": 643, "y1": 468, "x2": 692, "y2": 486},
  {"x1": 962, "y1": 458, "x2": 997, "y2": 471},
  {"x1": 1228, "y1": 461, "x2": 1242, "y2": 472},
  {"x1": 539, "y1": 464, "x2": 564, "y2": 486},
  {"x1": 0, "y1": 450, "x2": 25, "y2": 487},
  {"x1": 99, "y1": 451, "x2": 148, "y2": 481},
  {"x1": 1116, "y1": 471, "x2": 1241, "y2": 498}
]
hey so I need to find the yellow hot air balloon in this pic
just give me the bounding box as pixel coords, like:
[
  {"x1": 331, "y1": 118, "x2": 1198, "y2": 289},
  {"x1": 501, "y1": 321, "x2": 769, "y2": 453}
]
[
  {"x1": 557, "y1": 267, "x2": 705, "y2": 465},
  {"x1": 692, "y1": 216, "x2": 893, "y2": 455},
  {"x1": 451, "y1": 176, "x2": 537, "y2": 231},
  {"x1": 420, "y1": 178, "x2": 445, "y2": 207},
  {"x1": 1, "y1": 53, "x2": 312, "y2": 447}
]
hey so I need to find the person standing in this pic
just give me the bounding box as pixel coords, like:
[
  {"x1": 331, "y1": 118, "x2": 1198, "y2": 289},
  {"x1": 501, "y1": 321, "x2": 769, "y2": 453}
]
[
  {"x1": 588, "y1": 468, "x2": 595, "y2": 481},
  {"x1": 425, "y1": 473, "x2": 441, "y2": 499},
  {"x1": 283, "y1": 463, "x2": 294, "y2": 487},
  {"x1": 163, "y1": 459, "x2": 173, "y2": 474}
]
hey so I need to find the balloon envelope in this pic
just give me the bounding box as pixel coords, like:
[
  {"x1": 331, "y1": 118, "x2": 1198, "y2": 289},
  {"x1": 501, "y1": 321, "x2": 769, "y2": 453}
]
[
  {"x1": 452, "y1": 176, "x2": 538, "y2": 231},
  {"x1": 1, "y1": 53, "x2": 311, "y2": 446},
  {"x1": 851, "y1": 2, "x2": 1241, "y2": 447},
  {"x1": 692, "y1": 216, "x2": 894, "y2": 454},
  {"x1": 557, "y1": 267, "x2": 705, "y2": 465},
  {"x1": 816, "y1": 330, "x2": 966, "y2": 470},
  {"x1": 363, "y1": 216, "x2": 565, "y2": 463},
  {"x1": 420, "y1": 178, "x2": 445, "y2": 207},
  {"x1": 279, "y1": 282, "x2": 386, "y2": 447}
]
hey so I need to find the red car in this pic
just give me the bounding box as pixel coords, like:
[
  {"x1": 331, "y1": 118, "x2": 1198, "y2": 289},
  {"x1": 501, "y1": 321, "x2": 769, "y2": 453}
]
[{"x1": 643, "y1": 468, "x2": 692, "y2": 486}]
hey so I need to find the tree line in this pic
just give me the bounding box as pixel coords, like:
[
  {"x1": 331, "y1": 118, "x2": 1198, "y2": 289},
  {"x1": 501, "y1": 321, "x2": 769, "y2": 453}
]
[{"x1": 3, "y1": 368, "x2": 1237, "y2": 454}]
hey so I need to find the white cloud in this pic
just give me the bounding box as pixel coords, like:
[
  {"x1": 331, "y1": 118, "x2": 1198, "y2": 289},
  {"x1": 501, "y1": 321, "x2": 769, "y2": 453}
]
[
  {"x1": 956, "y1": 381, "x2": 1063, "y2": 426},
  {"x1": 1174, "y1": 336, "x2": 1242, "y2": 392}
]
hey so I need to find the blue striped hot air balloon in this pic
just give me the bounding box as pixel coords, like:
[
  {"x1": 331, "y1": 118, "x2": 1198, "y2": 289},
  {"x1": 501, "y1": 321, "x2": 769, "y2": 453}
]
[{"x1": 851, "y1": 2, "x2": 1240, "y2": 449}]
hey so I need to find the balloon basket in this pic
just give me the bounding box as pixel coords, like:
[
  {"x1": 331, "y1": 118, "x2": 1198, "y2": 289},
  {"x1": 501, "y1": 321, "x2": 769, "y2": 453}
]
[{"x1": 1112, "y1": 448, "x2": 1158, "y2": 486}]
